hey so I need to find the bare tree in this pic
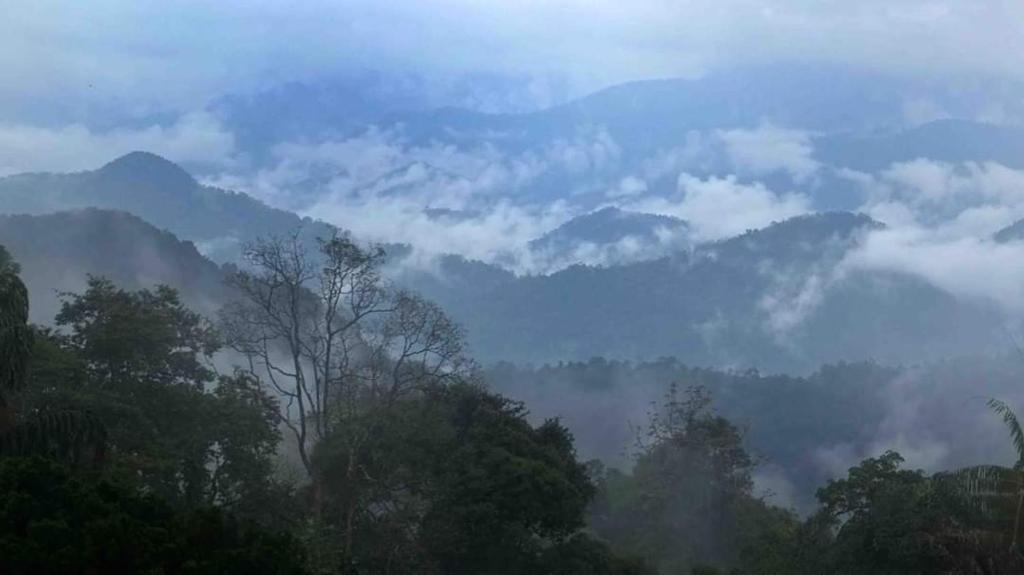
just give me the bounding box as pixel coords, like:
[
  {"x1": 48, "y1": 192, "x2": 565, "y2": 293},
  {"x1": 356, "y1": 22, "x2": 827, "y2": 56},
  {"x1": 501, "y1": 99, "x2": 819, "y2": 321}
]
[{"x1": 219, "y1": 228, "x2": 468, "y2": 482}]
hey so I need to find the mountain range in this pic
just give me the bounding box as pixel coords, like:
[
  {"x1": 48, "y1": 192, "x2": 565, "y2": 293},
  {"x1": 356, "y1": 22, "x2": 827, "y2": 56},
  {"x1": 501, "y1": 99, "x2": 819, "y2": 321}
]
[
  {"x1": 0, "y1": 152, "x2": 1011, "y2": 372},
  {"x1": 0, "y1": 151, "x2": 333, "y2": 262},
  {"x1": 414, "y1": 212, "x2": 1003, "y2": 371},
  {"x1": 195, "y1": 66, "x2": 1024, "y2": 216},
  {"x1": 5, "y1": 67, "x2": 1024, "y2": 371}
]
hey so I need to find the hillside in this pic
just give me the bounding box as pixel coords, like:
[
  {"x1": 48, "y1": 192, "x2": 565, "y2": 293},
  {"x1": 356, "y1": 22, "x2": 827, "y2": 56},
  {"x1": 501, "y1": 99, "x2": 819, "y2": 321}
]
[
  {"x1": 0, "y1": 153, "x2": 1010, "y2": 372},
  {"x1": 815, "y1": 119, "x2": 1024, "y2": 172},
  {"x1": 0, "y1": 151, "x2": 334, "y2": 262},
  {"x1": 526, "y1": 207, "x2": 689, "y2": 270},
  {"x1": 0, "y1": 209, "x2": 231, "y2": 322},
  {"x1": 423, "y1": 212, "x2": 1003, "y2": 371}
]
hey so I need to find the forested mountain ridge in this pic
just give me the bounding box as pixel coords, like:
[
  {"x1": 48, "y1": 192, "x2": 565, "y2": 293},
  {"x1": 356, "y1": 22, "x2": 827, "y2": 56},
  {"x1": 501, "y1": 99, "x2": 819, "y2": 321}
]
[
  {"x1": 0, "y1": 151, "x2": 334, "y2": 262},
  {"x1": 367, "y1": 67, "x2": 1024, "y2": 153},
  {"x1": 815, "y1": 118, "x2": 1024, "y2": 172},
  {"x1": 0, "y1": 209, "x2": 231, "y2": 321},
  {"x1": 486, "y1": 355, "x2": 1024, "y2": 503},
  {"x1": 526, "y1": 207, "x2": 690, "y2": 270},
  {"x1": 417, "y1": 211, "x2": 1002, "y2": 370},
  {"x1": 0, "y1": 172, "x2": 1005, "y2": 372},
  {"x1": 197, "y1": 67, "x2": 1024, "y2": 223},
  {"x1": 0, "y1": 153, "x2": 1009, "y2": 373}
]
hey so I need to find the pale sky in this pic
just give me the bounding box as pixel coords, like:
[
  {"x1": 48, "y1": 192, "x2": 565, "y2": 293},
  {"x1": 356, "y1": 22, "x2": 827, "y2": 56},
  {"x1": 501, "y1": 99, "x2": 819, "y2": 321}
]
[{"x1": 4, "y1": 0, "x2": 1024, "y2": 123}]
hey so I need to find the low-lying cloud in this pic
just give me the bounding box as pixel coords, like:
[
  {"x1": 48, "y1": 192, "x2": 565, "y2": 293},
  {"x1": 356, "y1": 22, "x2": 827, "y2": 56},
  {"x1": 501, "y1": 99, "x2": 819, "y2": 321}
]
[
  {"x1": 835, "y1": 159, "x2": 1024, "y2": 315},
  {"x1": 629, "y1": 173, "x2": 812, "y2": 241},
  {"x1": 210, "y1": 124, "x2": 817, "y2": 271},
  {"x1": 208, "y1": 127, "x2": 630, "y2": 272},
  {"x1": 717, "y1": 125, "x2": 819, "y2": 182},
  {"x1": 843, "y1": 229, "x2": 1024, "y2": 313}
]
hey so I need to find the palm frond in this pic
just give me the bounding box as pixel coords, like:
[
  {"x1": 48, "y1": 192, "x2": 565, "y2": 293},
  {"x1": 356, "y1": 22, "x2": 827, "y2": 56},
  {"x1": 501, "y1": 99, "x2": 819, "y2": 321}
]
[
  {"x1": 949, "y1": 464, "x2": 1022, "y2": 524},
  {"x1": 987, "y1": 398, "x2": 1024, "y2": 467},
  {"x1": 955, "y1": 464, "x2": 1021, "y2": 497}
]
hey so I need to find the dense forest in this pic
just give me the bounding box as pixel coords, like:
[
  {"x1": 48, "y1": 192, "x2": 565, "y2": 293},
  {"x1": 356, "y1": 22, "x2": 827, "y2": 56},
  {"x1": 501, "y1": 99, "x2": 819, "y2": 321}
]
[{"x1": 4, "y1": 233, "x2": 1024, "y2": 574}]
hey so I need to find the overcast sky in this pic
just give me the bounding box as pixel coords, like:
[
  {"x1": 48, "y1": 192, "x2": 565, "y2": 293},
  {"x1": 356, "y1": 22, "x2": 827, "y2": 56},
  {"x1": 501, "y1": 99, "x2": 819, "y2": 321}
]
[{"x1": 4, "y1": 0, "x2": 1024, "y2": 123}]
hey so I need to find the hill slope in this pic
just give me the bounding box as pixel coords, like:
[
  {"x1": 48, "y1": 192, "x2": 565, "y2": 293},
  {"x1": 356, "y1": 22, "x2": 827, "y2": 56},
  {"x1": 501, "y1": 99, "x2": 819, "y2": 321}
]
[
  {"x1": 526, "y1": 207, "x2": 690, "y2": 270},
  {"x1": 0, "y1": 151, "x2": 334, "y2": 262},
  {"x1": 421, "y1": 212, "x2": 1003, "y2": 371},
  {"x1": 0, "y1": 209, "x2": 231, "y2": 322}
]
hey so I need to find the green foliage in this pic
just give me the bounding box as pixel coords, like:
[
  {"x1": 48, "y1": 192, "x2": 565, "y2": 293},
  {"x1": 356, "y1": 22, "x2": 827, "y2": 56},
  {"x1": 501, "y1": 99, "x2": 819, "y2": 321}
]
[
  {"x1": 0, "y1": 244, "x2": 32, "y2": 397},
  {"x1": 312, "y1": 383, "x2": 624, "y2": 574},
  {"x1": 736, "y1": 511, "x2": 831, "y2": 575},
  {"x1": 1, "y1": 246, "x2": 106, "y2": 464},
  {"x1": 56, "y1": 276, "x2": 220, "y2": 389},
  {"x1": 953, "y1": 398, "x2": 1024, "y2": 552},
  {"x1": 17, "y1": 233, "x2": 1024, "y2": 573},
  {"x1": 412, "y1": 212, "x2": 995, "y2": 371},
  {"x1": 744, "y1": 452, "x2": 1024, "y2": 575},
  {"x1": 955, "y1": 463, "x2": 1022, "y2": 530},
  {"x1": 0, "y1": 408, "x2": 106, "y2": 462},
  {"x1": 537, "y1": 534, "x2": 656, "y2": 575},
  {"x1": 485, "y1": 359, "x2": 899, "y2": 499},
  {"x1": 815, "y1": 452, "x2": 963, "y2": 573},
  {"x1": 3, "y1": 252, "x2": 657, "y2": 571},
  {"x1": 589, "y1": 385, "x2": 782, "y2": 574},
  {"x1": 985, "y1": 398, "x2": 1024, "y2": 469},
  {"x1": 0, "y1": 456, "x2": 306, "y2": 574},
  {"x1": 19, "y1": 281, "x2": 288, "y2": 519}
]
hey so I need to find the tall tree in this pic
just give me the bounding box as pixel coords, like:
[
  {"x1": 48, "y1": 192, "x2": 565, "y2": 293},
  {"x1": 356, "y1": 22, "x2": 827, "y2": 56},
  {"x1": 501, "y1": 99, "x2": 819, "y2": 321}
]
[
  {"x1": 589, "y1": 385, "x2": 783, "y2": 573},
  {"x1": 0, "y1": 456, "x2": 307, "y2": 575},
  {"x1": 56, "y1": 276, "x2": 219, "y2": 389},
  {"x1": 0, "y1": 245, "x2": 32, "y2": 428},
  {"x1": 27, "y1": 278, "x2": 286, "y2": 516},
  {"x1": 805, "y1": 451, "x2": 1024, "y2": 575},
  {"x1": 221, "y1": 230, "x2": 467, "y2": 478},
  {"x1": 0, "y1": 246, "x2": 104, "y2": 461},
  {"x1": 312, "y1": 382, "x2": 646, "y2": 574},
  {"x1": 221, "y1": 229, "x2": 469, "y2": 559}
]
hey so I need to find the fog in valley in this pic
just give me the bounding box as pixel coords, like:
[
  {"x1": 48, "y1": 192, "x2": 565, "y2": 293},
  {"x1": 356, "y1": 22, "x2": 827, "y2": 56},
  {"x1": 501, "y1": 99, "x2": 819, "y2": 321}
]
[{"x1": 5, "y1": 2, "x2": 1024, "y2": 573}]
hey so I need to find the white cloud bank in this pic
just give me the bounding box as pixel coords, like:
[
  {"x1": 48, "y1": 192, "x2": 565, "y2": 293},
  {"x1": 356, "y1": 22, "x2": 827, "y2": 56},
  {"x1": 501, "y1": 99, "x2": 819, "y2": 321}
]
[
  {"x1": 717, "y1": 125, "x2": 819, "y2": 182},
  {"x1": 838, "y1": 159, "x2": 1024, "y2": 314},
  {"x1": 629, "y1": 173, "x2": 811, "y2": 241},
  {"x1": 205, "y1": 127, "x2": 630, "y2": 272},
  {"x1": 844, "y1": 228, "x2": 1024, "y2": 313},
  {"x1": 201, "y1": 121, "x2": 824, "y2": 271}
]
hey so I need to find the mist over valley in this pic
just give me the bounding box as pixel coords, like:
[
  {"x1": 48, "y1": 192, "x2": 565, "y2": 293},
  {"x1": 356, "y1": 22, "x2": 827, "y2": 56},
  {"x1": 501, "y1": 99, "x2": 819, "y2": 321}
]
[{"x1": 6, "y1": 3, "x2": 1024, "y2": 572}]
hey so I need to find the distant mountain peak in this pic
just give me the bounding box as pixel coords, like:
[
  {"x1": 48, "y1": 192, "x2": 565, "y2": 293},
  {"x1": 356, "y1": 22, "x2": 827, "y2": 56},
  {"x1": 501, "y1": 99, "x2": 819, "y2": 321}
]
[
  {"x1": 735, "y1": 211, "x2": 881, "y2": 240},
  {"x1": 702, "y1": 211, "x2": 883, "y2": 263},
  {"x1": 96, "y1": 151, "x2": 197, "y2": 188},
  {"x1": 522, "y1": 207, "x2": 691, "y2": 271},
  {"x1": 531, "y1": 207, "x2": 688, "y2": 250}
]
